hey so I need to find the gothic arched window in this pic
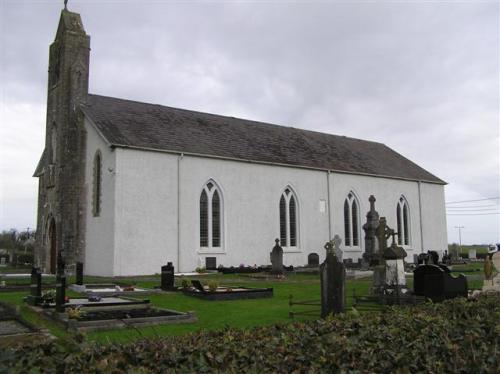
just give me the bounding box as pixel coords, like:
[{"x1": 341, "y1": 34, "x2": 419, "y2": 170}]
[
  {"x1": 396, "y1": 196, "x2": 410, "y2": 246},
  {"x1": 279, "y1": 188, "x2": 298, "y2": 247},
  {"x1": 92, "y1": 151, "x2": 102, "y2": 217},
  {"x1": 344, "y1": 192, "x2": 360, "y2": 247},
  {"x1": 200, "y1": 181, "x2": 223, "y2": 249}
]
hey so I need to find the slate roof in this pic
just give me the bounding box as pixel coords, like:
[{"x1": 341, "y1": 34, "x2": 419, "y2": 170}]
[{"x1": 82, "y1": 94, "x2": 445, "y2": 184}]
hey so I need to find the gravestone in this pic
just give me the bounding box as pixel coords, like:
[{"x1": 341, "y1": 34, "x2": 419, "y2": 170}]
[
  {"x1": 307, "y1": 253, "x2": 319, "y2": 267},
  {"x1": 205, "y1": 257, "x2": 217, "y2": 270},
  {"x1": 428, "y1": 251, "x2": 439, "y2": 265},
  {"x1": 26, "y1": 267, "x2": 43, "y2": 306},
  {"x1": 161, "y1": 262, "x2": 176, "y2": 291},
  {"x1": 270, "y1": 239, "x2": 284, "y2": 275},
  {"x1": 320, "y1": 235, "x2": 346, "y2": 317},
  {"x1": 469, "y1": 249, "x2": 476, "y2": 260},
  {"x1": 414, "y1": 264, "x2": 468, "y2": 301},
  {"x1": 0, "y1": 257, "x2": 5, "y2": 265},
  {"x1": 75, "y1": 262, "x2": 84, "y2": 285},
  {"x1": 362, "y1": 195, "x2": 380, "y2": 266},
  {"x1": 372, "y1": 217, "x2": 393, "y2": 292},
  {"x1": 382, "y1": 233, "x2": 407, "y2": 293},
  {"x1": 30, "y1": 267, "x2": 42, "y2": 297},
  {"x1": 483, "y1": 252, "x2": 500, "y2": 292},
  {"x1": 55, "y1": 252, "x2": 66, "y2": 313}
]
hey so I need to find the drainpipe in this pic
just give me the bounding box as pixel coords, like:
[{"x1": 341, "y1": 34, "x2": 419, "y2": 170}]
[
  {"x1": 327, "y1": 170, "x2": 332, "y2": 239},
  {"x1": 418, "y1": 180, "x2": 424, "y2": 253},
  {"x1": 177, "y1": 153, "x2": 184, "y2": 270}
]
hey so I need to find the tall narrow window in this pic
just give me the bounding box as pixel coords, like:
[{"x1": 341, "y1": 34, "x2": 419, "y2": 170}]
[
  {"x1": 199, "y1": 181, "x2": 223, "y2": 249},
  {"x1": 51, "y1": 125, "x2": 57, "y2": 164},
  {"x1": 92, "y1": 151, "x2": 102, "y2": 217},
  {"x1": 344, "y1": 192, "x2": 360, "y2": 247},
  {"x1": 200, "y1": 190, "x2": 208, "y2": 247},
  {"x1": 397, "y1": 196, "x2": 410, "y2": 246},
  {"x1": 279, "y1": 195, "x2": 287, "y2": 245},
  {"x1": 344, "y1": 200, "x2": 351, "y2": 247},
  {"x1": 279, "y1": 188, "x2": 299, "y2": 248},
  {"x1": 212, "y1": 190, "x2": 220, "y2": 247}
]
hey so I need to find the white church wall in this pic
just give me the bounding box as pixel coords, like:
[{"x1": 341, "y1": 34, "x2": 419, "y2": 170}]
[
  {"x1": 419, "y1": 182, "x2": 448, "y2": 254},
  {"x1": 329, "y1": 172, "x2": 423, "y2": 262},
  {"x1": 112, "y1": 148, "x2": 179, "y2": 276},
  {"x1": 86, "y1": 142, "x2": 447, "y2": 275},
  {"x1": 84, "y1": 120, "x2": 116, "y2": 276},
  {"x1": 177, "y1": 156, "x2": 331, "y2": 272}
]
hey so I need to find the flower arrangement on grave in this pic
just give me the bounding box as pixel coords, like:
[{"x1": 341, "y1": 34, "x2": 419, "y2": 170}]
[
  {"x1": 226, "y1": 287, "x2": 233, "y2": 293},
  {"x1": 123, "y1": 285, "x2": 135, "y2": 291},
  {"x1": 66, "y1": 306, "x2": 85, "y2": 320},
  {"x1": 195, "y1": 267, "x2": 207, "y2": 274},
  {"x1": 208, "y1": 280, "x2": 219, "y2": 292}
]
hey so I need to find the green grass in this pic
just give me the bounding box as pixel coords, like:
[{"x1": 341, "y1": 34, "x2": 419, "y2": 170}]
[{"x1": 0, "y1": 269, "x2": 484, "y2": 345}]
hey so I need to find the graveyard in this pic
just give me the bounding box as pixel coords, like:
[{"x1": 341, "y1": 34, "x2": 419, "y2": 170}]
[{"x1": 0, "y1": 198, "x2": 499, "y2": 370}]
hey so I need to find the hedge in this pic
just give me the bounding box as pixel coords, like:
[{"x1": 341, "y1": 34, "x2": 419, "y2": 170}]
[{"x1": 1, "y1": 294, "x2": 499, "y2": 373}]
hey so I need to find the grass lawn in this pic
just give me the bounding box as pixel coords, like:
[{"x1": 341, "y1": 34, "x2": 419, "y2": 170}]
[{"x1": 0, "y1": 268, "x2": 484, "y2": 345}]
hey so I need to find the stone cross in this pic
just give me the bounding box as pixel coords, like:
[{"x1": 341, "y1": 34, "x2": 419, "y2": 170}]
[
  {"x1": 320, "y1": 237, "x2": 346, "y2": 317},
  {"x1": 362, "y1": 195, "x2": 380, "y2": 265},
  {"x1": 375, "y1": 217, "x2": 392, "y2": 254}
]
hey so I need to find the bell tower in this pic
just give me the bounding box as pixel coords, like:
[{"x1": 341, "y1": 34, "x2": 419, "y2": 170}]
[{"x1": 34, "y1": 6, "x2": 90, "y2": 273}]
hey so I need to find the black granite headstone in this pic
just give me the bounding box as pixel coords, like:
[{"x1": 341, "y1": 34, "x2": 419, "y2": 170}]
[
  {"x1": 161, "y1": 262, "x2": 175, "y2": 291},
  {"x1": 320, "y1": 236, "x2": 346, "y2": 317},
  {"x1": 308, "y1": 253, "x2": 319, "y2": 267},
  {"x1": 75, "y1": 262, "x2": 84, "y2": 285},
  {"x1": 205, "y1": 257, "x2": 217, "y2": 270},
  {"x1": 55, "y1": 251, "x2": 66, "y2": 313},
  {"x1": 413, "y1": 264, "x2": 468, "y2": 301},
  {"x1": 55, "y1": 272, "x2": 66, "y2": 313},
  {"x1": 30, "y1": 266, "x2": 42, "y2": 297}
]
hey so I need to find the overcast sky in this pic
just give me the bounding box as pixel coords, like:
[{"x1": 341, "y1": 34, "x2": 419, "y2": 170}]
[{"x1": 0, "y1": 0, "x2": 499, "y2": 245}]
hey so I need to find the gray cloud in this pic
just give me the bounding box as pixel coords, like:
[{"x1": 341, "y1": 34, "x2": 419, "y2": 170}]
[{"x1": 1, "y1": 0, "x2": 498, "y2": 244}]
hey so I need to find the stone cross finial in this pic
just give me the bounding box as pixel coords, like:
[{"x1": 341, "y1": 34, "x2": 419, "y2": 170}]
[
  {"x1": 324, "y1": 241, "x2": 334, "y2": 254},
  {"x1": 389, "y1": 230, "x2": 397, "y2": 246},
  {"x1": 369, "y1": 195, "x2": 376, "y2": 211},
  {"x1": 64, "y1": 0, "x2": 68, "y2": 10},
  {"x1": 275, "y1": 238, "x2": 280, "y2": 246}
]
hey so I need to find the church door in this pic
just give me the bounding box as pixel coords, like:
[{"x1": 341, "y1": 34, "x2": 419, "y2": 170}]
[{"x1": 48, "y1": 219, "x2": 57, "y2": 274}]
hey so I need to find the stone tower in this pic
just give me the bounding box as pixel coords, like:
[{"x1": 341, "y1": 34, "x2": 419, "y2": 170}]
[{"x1": 33, "y1": 7, "x2": 90, "y2": 273}]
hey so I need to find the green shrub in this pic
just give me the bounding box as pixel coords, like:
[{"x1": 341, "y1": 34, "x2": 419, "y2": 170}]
[
  {"x1": 1, "y1": 294, "x2": 499, "y2": 373},
  {"x1": 15, "y1": 253, "x2": 34, "y2": 265},
  {"x1": 181, "y1": 279, "x2": 190, "y2": 289},
  {"x1": 208, "y1": 280, "x2": 218, "y2": 292}
]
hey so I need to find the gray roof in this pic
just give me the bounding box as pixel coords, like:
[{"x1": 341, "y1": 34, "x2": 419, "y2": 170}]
[{"x1": 82, "y1": 94, "x2": 445, "y2": 184}]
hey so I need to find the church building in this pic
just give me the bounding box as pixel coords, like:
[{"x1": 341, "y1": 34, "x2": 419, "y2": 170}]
[{"x1": 34, "y1": 8, "x2": 448, "y2": 276}]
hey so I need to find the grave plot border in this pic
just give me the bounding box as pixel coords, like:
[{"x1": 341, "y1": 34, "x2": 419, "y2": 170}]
[
  {"x1": 69, "y1": 283, "x2": 162, "y2": 297},
  {"x1": 182, "y1": 287, "x2": 273, "y2": 301},
  {"x1": 58, "y1": 307, "x2": 197, "y2": 332}
]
